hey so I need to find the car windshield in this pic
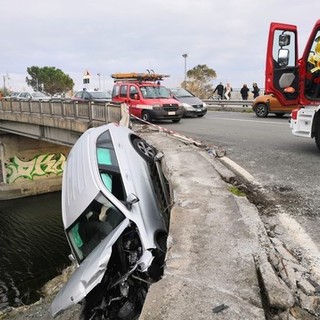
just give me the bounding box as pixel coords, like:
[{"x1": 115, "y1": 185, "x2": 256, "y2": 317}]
[
  {"x1": 140, "y1": 85, "x2": 170, "y2": 99},
  {"x1": 90, "y1": 91, "x2": 111, "y2": 99},
  {"x1": 172, "y1": 88, "x2": 194, "y2": 98}
]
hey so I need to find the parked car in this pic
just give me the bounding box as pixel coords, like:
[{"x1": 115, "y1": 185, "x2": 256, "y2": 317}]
[
  {"x1": 169, "y1": 87, "x2": 207, "y2": 117},
  {"x1": 72, "y1": 89, "x2": 112, "y2": 103},
  {"x1": 51, "y1": 123, "x2": 171, "y2": 319},
  {"x1": 252, "y1": 94, "x2": 298, "y2": 117},
  {"x1": 3, "y1": 91, "x2": 21, "y2": 101},
  {"x1": 14, "y1": 92, "x2": 51, "y2": 101}
]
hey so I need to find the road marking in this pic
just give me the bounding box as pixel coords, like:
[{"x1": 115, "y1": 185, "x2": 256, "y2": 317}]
[{"x1": 208, "y1": 117, "x2": 288, "y2": 125}]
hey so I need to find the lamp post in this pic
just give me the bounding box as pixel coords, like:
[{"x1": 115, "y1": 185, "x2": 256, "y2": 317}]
[
  {"x1": 97, "y1": 73, "x2": 101, "y2": 90},
  {"x1": 182, "y1": 53, "x2": 188, "y2": 88}
]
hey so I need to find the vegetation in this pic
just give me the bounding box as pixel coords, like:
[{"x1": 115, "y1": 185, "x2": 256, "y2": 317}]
[
  {"x1": 183, "y1": 64, "x2": 217, "y2": 99},
  {"x1": 26, "y1": 66, "x2": 74, "y2": 96},
  {"x1": 228, "y1": 186, "x2": 246, "y2": 197}
]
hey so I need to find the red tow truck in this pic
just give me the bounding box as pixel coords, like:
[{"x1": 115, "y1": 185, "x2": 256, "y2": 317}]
[
  {"x1": 111, "y1": 72, "x2": 184, "y2": 123},
  {"x1": 266, "y1": 20, "x2": 320, "y2": 150}
]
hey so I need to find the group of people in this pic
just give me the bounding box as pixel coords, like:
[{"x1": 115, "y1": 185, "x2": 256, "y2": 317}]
[
  {"x1": 213, "y1": 82, "x2": 232, "y2": 100},
  {"x1": 240, "y1": 83, "x2": 260, "y2": 107},
  {"x1": 213, "y1": 82, "x2": 260, "y2": 104}
]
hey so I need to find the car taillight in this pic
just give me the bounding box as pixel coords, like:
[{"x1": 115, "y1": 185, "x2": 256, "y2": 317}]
[{"x1": 291, "y1": 108, "x2": 299, "y2": 120}]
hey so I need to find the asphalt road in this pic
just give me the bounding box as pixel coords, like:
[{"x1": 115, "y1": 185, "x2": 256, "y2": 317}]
[{"x1": 159, "y1": 111, "x2": 320, "y2": 267}]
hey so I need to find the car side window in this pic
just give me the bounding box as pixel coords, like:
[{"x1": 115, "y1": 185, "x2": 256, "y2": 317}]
[{"x1": 96, "y1": 131, "x2": 126, "y2": 201}]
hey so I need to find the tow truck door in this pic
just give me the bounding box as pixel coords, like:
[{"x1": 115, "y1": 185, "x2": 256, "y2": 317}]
[
  {"x1": 265, "y1": 23, "x2": 299, "y2": 106},
  {"x1": 299, "y1": 20, "x2": 320, "y2": 106}
]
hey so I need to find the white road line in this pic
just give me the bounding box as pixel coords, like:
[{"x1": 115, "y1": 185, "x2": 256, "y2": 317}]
[{"x1": 208, "y1": 117, "x2": 288, "y2": 125}]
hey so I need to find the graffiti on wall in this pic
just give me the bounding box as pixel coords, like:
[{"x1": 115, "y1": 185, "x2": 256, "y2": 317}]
[{"x1": 6, "y1": 153, "x2": 66, "y2": 184}]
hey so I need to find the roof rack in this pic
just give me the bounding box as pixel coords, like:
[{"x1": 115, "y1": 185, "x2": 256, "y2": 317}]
[{"x1": 111, "y1": 72, "x2": 170, "y2": 82}]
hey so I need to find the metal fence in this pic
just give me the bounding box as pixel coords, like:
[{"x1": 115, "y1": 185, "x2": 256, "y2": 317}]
[{"x1": 0, "y1": 99, "x2": 122, "y2": 124}]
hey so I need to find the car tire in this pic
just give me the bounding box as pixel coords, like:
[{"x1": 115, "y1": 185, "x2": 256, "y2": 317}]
[
  {"x1": 255, "y1": 103, "x2": 268, "y2": 117},
  {"x1": 315, "y1": 128, "x2": 320, "y2": 152},
  {"x1": 132, "y1": 138, "x2": 155, "y2": 162},
  {"x1": 172, "y1": 118, "x2": 181, "y2": 123},
  {"x1": 141, "y1": 110, "x2": 151, "y2": 122}
]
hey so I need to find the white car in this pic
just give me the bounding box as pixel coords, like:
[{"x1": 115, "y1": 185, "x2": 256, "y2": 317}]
[
  {"x1": 16, "y1": 91, "x2": 51, "y2": 101},
  {"x1": 51, "y1": 123, "x2": 171, "y2": 319}
]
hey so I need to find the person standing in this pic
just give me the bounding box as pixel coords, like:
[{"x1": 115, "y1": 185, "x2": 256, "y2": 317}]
[
  {"x1": 224, "y1": 83, "x2": 232, "y2": 100},
  {"x1": 252, "y1": 83, "x2": 260, "y2": 99},
  {"x1": 240, "y1": 84, "x2": 250, "y2": 107},
  {"x1": 213, "y1": 82, "x2": 224, "y2": 100}
]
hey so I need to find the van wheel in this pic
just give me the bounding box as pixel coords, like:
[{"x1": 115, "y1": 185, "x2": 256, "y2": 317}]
[
  {"x1": 255, "y1": 103, "x2": 268, "y2": 117},
  {"x1": 141, "y1": 111, "x2": 151, "y2": 122},
  {"x1": 132, "y1": 138, "x2": 155, "y2": 161}
]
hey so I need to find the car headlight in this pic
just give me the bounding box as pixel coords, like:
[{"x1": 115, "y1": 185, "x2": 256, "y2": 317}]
[{"x1": 182, "y1": 102, "x2": 193, "y2": 111}]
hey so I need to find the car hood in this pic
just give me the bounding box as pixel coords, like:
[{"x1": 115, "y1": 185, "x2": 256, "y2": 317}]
[
  {"x1": 51, "y1": 219, "x2": 130, "y2": 318},
  {"x1": 174, "y1": 96, "x2": 204, "y2": 106}
]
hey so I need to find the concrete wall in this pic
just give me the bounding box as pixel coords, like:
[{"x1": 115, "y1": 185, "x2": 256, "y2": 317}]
[{"x1": 0, "y1": 133, "x2": 71, "y2": 199}]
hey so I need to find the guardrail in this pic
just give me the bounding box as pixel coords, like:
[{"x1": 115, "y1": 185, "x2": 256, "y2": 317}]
[
  {"x1": 203, "y1": 99, "x2": 254, "y2": 107},
  {"x1": 0, "y1": 99, "x2": 122, "y2": 124}
]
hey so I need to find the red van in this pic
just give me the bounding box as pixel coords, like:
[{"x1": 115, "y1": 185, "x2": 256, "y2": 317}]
[{"x1": 111, "y1": 73, "x2": 184, "y2": 123}]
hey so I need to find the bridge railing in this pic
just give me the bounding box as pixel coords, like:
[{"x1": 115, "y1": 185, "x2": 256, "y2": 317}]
[{"x1": 0, "y1": 99, "x2": 122, "y2": 124}]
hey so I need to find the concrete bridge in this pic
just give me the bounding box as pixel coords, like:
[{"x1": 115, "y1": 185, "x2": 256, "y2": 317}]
[{"x1": 0, "y1": 99, "x2": 122, "y2": 199}]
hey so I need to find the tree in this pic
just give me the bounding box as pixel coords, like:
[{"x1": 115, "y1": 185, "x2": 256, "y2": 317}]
[
  {"x1": 182, "y1": 64, "x2": 217, "y2": 99},
  {"x1": 26, "y1": 66, "x2": 74, "y2": 95}
]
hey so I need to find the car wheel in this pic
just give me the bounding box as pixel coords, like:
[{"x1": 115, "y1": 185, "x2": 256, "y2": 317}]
[
  {"x1": 132, "y1": 138, "x2": 155, "y2": 161},
  {"x1": 255, "y1": 103, "x2": 268, "y2": 117},
  {"x1": 275, "y1": 113, "x2": 285, "y2": 117},
  {"x1": 315, "y1": 128, "x2": 320, "y2": 152},
  {"x1": 172, "y1": 118, "x2": 181, "y2": 123},
  {"x1": 141, "y1": 110, "x2": 151, "y2": 122}
]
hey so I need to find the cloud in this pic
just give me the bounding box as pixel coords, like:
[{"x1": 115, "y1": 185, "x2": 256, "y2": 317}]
[{"x1": 1, "y1": 0, "x2": 320, "y2": 92}]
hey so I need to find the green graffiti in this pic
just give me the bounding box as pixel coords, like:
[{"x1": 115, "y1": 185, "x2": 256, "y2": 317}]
[{"x1": 6, "y1": 153, "x2": 66, "y2": 184}]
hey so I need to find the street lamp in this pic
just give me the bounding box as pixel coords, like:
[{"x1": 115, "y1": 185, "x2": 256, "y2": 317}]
[
  {"x1": 182, "y1": 53, "x2": 188, "y2": 88},
  {"x1": 97, "y1": 73, "x2": 101, "y2": 90}
]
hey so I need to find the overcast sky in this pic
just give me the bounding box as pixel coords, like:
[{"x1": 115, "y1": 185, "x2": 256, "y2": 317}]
[{"x1": 1, "y1": 0, "x2": 320, "y2": 93}]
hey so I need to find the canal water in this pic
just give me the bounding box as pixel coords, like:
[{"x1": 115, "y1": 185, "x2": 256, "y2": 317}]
[{"x1": 0, "y1": 192, "x2": 70, "y2": 310}]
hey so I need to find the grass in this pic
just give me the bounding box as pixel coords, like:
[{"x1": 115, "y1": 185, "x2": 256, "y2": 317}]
[{"x1": 228, "y1": 186, "x2": 246, "y2": 197}]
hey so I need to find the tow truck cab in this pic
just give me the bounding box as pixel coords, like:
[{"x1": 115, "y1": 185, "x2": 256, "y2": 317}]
[
  {"x1": 265, "y1": 20, "x2": 320, "y2": 107},
  {"x1": 111, "y1": 73, "x2": 184, "y2": 123},
  {"x1": 266, "y1": 21, "x2": 320, "y2": 149}
]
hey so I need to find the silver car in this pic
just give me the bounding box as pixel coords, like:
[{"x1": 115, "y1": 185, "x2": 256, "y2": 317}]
[
  {"x1": 170, "y1": 87, "x2": 207, "y2": 117},
  {"x1": 51, "y1": 123, "x2": 171, "y2": 319}
]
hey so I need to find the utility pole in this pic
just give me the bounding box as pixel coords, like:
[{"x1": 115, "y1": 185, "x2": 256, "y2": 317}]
[{"x1": 182, "y1": 53, "x2": 188, "y2": 88}]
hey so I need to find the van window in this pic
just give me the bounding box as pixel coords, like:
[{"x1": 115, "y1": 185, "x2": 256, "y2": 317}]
[
  {"x1": 120, "y1": 85, "x2": 128, "y2": 98},
  {"x1": 129, "y1": 85, "x2": 138, "y2": 99}
]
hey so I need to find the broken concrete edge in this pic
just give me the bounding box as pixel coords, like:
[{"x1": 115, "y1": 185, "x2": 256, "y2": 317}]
[{"x1": 137, "y1": 124, "x2": 320, "y2": 318}]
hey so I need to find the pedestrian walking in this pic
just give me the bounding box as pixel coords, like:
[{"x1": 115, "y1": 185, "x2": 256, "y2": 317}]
[
  {"x1": 240, "y1": 84, "x2": 249, "y2": 107},
  {"x1": 224, "y1": 83, "x2": 232, "y2": 100},
  {"x1": 252, "y1": 82, "x2": 260, "y2": 98},
  {"x1": 213, "y1": 82, "x2": 224, "y2": 100}
]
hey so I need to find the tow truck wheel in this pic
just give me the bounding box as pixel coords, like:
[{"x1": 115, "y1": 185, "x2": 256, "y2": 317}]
[
  {"x1": 255, "y1": 103, "x2": 268, "y2": 118},
  {"x1": 141, "y1": 111, "x2": 151, "y2": 122}
]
